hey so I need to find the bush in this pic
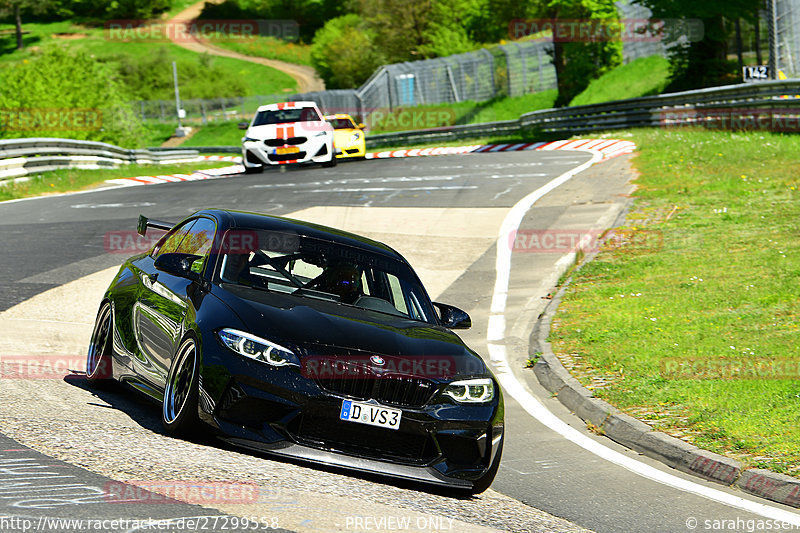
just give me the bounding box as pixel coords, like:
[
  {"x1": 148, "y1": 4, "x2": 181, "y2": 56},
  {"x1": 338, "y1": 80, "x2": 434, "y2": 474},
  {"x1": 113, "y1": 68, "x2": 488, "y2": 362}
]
[
  {"x1": 310, "y1": 14, "x2": 384, "y2": 89},
  {"x1": 113, "y1": 47, "x2": 249, "y2": 100},
  {"x1": 0, "y1": 48, "x2": 145, "y2": 147}
]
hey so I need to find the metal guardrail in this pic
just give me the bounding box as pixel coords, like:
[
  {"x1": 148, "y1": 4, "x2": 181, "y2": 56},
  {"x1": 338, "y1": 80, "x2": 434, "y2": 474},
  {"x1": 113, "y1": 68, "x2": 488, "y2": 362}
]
[
  {"x1": 148, "y1": 145, "x2": 240, "y2": 154},
  {"x1": 519, "y1": 79, "x2": 800, "y2": 133},
  {"x1": 5, "y1": 80, "x2": 799, "y2": 178},
  {"x1": 363, "y1": 80, "x2": 800, "y2": 148},
  {"x1": 0, "y1": 138, "x2": 201, "y2": 182},
  {"x1": 366, "y1": 120, "x2": 520, "y2": 148}
]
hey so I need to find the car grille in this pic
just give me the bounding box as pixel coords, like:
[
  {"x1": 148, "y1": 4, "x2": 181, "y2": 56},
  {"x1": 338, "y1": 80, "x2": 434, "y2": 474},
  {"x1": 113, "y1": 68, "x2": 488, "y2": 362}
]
[
  {"x1": 264, "y1": 137, "x2": 307, "y2": 147},
  {"x1": 314, "y1": 362, "x2": 437, "y2": 408},
  {"x1": 268, "y1": 152, "x2": 307, "y2": 162},
  {"x1": 296, "y1": 412, "x2": 435, "y2": 464}
]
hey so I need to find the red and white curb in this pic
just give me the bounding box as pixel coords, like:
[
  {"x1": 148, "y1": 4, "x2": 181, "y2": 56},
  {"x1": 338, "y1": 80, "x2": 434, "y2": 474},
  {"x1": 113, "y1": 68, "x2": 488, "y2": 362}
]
[
  {"x1": 105, "y1": 164, "x2": 244, "y2": 187},
  {"x1": 200, "y1": 155, "x2": 242, "y2": 162},
  {"x1": 365, "y1": 138, "x2": 636, "y2": 162}
]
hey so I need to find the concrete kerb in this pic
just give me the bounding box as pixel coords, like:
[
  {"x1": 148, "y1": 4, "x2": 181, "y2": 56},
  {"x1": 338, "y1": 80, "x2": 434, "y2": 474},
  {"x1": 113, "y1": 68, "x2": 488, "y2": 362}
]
[{"x1": 529, "y1": 256, "x2": 800, "y2": 509}]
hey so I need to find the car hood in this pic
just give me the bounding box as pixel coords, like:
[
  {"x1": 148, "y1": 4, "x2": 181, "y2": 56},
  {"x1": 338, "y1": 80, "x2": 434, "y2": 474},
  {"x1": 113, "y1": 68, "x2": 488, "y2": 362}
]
[
  {"x1": 332, "y1": 129, "x2": 361, "y2": 145},
  {"x1": 246, "y1": 122, "x2": 331, "y2": 139},
  {"x1": 214, "y1": 285, "x2": 488, "y2": 379}
]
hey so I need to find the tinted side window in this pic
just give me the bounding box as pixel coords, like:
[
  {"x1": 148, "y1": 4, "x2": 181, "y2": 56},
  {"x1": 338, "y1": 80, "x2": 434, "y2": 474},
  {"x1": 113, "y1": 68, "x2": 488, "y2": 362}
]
[
  {"x1": 174, "y1": 217, "x2": 216, "y2": 256},
  {"x1": 153, "y1": 220, "x2": 197, "y2": 258}
]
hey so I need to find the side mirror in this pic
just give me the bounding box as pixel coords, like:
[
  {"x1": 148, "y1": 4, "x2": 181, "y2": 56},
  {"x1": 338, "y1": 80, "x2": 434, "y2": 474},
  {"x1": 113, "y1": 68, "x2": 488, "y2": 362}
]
[
  {"x1": 238, "y1": 121, "x2": 249, "y2": 130},
  {"x1": 433, "y1": 302, "x2": 471, "y2": 329},
  {"x1": 154, "y1": 253, "x2": 203, "y2": 281},
  {"x1": 357, "y1": 123, "x2": 366, "y2": 129}
]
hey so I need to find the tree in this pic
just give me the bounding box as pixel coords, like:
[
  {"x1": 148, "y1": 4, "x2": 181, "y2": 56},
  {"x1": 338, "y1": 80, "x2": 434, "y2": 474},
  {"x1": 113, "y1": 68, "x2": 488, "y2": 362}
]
[
  {"x1": 357, "y1": 0, "x2": 498, "y2": 60},
  {"x1": 310, "y1": 14, "x2": 384, "y2": 89},
  {"x1": 543, "y1": 0, "x2": 623, "y2": 106},
  {"x1": 199, "y1": 0, "x2": 347, "y2": 43},
  {"x1": 634, "y1": 0, "x2": 762, "y2": 90},
  {"x1": 0, "y1": 0, "x2": 54, "y2": 50}
]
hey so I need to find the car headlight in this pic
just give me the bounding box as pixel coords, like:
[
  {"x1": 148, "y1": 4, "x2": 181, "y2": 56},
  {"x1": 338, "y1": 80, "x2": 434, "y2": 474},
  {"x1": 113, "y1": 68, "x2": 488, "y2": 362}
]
[
  {"x1": 242, "y1": 136, "x2": 259, "y2": 143},
  {"x1": 443, "y1": 378, "x2": 494, "y2": 403},
  {"x1": 350, "y1": 132, "x2": 361, "y2": 142},
  {"x1": 217, "y1": 328, "x2": 299, "y2": 367}
]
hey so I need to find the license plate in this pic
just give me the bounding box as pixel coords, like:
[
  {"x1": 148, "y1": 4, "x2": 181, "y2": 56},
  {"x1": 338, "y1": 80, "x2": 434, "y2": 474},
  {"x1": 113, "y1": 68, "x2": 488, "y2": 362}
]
[
  {"x1": 339, "y1": 400, "x2": 401, "y2": 430},
  {"x1": 275, "y1": 146, "x2": 300, "y2": 155}
]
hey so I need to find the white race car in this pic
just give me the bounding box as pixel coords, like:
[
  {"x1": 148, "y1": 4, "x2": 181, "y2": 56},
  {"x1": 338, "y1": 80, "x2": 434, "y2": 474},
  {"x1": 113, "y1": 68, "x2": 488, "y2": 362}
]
[{"x1": 242, "y1": 101, "x2": 337, "y2": 173}]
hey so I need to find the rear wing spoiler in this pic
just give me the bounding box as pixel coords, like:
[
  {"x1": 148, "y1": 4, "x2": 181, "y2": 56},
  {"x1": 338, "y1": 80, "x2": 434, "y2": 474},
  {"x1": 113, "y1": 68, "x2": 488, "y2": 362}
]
[{"x1": 137, "y1": 214, "x2": 174, "y2": 236}]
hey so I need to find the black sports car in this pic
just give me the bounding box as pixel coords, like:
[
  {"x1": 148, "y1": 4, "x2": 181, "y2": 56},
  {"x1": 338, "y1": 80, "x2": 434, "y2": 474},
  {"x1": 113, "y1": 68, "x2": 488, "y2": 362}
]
[{"x1": 87, "y1": 209, "x2": 503, "y2": 493}]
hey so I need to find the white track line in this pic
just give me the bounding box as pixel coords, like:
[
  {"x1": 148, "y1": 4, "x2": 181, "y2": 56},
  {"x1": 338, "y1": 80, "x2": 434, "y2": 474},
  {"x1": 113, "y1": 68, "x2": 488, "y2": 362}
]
[{"x1": 486, "y1": 150, "x2": 800, "y2": 524}]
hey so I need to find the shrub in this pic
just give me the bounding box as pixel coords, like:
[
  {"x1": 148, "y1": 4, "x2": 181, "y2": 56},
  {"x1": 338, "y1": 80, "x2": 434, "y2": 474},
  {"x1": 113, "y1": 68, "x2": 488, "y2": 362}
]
[{"x1": 0, "y1": 48, "x2": 145, "y2": 146}]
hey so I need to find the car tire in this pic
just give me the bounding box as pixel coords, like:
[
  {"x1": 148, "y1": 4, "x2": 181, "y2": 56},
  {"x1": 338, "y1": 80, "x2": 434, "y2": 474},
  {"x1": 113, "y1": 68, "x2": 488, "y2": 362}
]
[
  {"x1": 162, "y1": 336, "x2": 201, "y2": 436},
  {"x1": 244, "y1": 165, "x2": 263, "y2": 174},
  {"x1": 322, "y1": 156, "x2": 337, "y2": 168},
  {"x1": 86, "y1": 302, "x2": 113, "y2": 386},
  {"x1": 469, "y1": 437, "x2": 503, "y2": 494}
]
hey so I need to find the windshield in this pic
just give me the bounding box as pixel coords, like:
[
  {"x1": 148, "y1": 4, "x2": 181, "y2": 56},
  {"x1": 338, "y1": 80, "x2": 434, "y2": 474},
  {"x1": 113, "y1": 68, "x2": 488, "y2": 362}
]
[
  {"x1": 215, "y1": 229, "x2": 435, "y2": 323},
  {"x1": 328, "y1": 118, "x2": 356, "y2": 129},
  {"x1": 252, "y1": 107, "x2": 321, "y2": 125}
]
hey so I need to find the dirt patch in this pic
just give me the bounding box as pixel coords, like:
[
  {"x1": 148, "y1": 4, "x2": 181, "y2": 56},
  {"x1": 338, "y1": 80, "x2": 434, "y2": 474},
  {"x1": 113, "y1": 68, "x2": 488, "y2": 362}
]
[{"x1": 52, "y1": 33, "x2": 88, "y2": 40}]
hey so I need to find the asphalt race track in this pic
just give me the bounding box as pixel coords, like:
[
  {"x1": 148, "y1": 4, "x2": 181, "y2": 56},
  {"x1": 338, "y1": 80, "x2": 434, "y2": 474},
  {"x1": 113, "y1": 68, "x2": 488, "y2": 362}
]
[{"x1": 1, "y1": 151, "x2": 798, "y2": 533}]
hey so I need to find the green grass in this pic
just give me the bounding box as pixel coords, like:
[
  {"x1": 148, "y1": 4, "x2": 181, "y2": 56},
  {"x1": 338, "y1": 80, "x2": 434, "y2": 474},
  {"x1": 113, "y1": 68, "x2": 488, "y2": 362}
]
[
  {"x1": 182, "y1": 121, "x2": 246, "y2": 146},
  {"x1": 0, "y1": 160, "x2": 233, "y2": 201},
  {"x1": 142, "y1": 122, "x2": 182, "y2": 147},
  {"x1": 211, "y1": 36, "x2": 312, "y2": 66},
  {"x1": 549, "y1": 128, "x2": 800, "y2": 476},
  {"x1": 369, "y1": 90, "x2": 558, "y2": 133},
  {"x1": 0, "y1": 22, "x2": 297, "y2": 97},
  {"x1": 164, "y1": 0, "x2": 203, "y2": 18},
  {"x1": 570, "y1": 56, "x2": 671, "y2": 107}
]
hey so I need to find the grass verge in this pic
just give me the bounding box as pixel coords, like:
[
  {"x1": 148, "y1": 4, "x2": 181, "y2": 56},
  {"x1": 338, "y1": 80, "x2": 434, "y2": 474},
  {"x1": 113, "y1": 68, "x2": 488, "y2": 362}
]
[
  {"x1": 570, "y1": 56, "x2": 671, "y2": 107},
  {"x1": 0, "y1": 161, "x2": 233, "y2": 202},
  {"x1": 210, "y1": 36, "x2": 312, "y2": 66},
  {"x1": 181, "y1": 121, "x2": 245, "y2": 147},
  {"x1": 549, "y1": 128, "x2": 800, "y2": 476},
  {"x1": 0, "y1": 22, "x2": 297, "y2": 98},
  {"x1": 369, "y1": 90, "x2": 558, "y2": 133}
]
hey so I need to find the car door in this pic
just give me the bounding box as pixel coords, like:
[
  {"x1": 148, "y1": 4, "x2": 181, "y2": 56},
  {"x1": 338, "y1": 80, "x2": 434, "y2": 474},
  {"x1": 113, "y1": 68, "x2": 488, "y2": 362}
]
[{"x1": 132, "y1": 217, "x2": 216, "y2": 388}]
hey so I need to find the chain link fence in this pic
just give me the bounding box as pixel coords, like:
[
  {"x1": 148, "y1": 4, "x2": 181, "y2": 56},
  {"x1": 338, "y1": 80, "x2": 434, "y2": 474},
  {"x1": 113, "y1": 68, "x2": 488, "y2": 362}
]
[
  {"x1": 777, "y1": 0, "x2": 800, "y2": 76},
  {"x1": 132, "y1": 1, "x2": 800, "y2": 124},
  {"x1": 133, "y1": 94, "x2": 285, "y2": 124}
]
